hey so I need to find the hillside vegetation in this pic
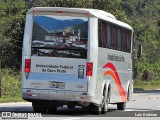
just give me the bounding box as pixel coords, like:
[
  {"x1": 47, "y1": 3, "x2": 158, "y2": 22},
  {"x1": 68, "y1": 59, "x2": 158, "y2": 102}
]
[
  {"x1": 122, "y1": 0, "x2": 160, "y2": 81},
  {"x1": 0, "y1": 0, "x2": 160, "y2": 85}
]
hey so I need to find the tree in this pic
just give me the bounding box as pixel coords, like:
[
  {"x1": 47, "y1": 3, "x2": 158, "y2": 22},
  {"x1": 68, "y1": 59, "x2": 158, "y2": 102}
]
[
  {"x1": 0, "y1": 0, "x2": 26, "y2": 69},
  {"x1": 122, "y1": 0, "x2": 160, "y2": 80}
]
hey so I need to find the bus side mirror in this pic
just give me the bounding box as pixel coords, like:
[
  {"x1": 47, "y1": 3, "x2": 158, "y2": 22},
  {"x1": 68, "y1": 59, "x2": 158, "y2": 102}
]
[
  {"x1": 133, "y1": 42, "x2": 142, "y2": 60},
  {"x1": 137, "y1": 44, "x2": 142, "y2": 59}
]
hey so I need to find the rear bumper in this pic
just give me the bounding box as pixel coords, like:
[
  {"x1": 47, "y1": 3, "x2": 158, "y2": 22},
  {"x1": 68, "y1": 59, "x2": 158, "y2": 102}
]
[{"x1": 22, "y1": 88, "x2": 95, "y2": 104}]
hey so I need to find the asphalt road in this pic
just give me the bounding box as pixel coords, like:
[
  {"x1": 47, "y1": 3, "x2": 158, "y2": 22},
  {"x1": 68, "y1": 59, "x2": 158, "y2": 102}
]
[{"x1": 0, "y1": 91, "x2": 160, "y2": 119}]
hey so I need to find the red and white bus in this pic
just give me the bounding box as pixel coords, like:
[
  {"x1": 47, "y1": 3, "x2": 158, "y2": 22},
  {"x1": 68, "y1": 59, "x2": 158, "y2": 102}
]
[{"x1": 22, "y1": 7, "x2": 140, "y2": 114}]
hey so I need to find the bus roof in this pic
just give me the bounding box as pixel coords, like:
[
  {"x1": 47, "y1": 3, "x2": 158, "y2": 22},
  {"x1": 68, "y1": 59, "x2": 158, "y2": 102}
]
[{"x1": 27, "y1": 7, "x2": 133, "y2": 30}]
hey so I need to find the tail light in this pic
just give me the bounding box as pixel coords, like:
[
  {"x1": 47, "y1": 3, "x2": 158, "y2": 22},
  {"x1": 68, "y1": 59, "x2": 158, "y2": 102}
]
[
  {"x1": 86, "y1": 62, "x2": 93, "y2": 76},
  {"x1": 56, "y1": 11, "x2": 65, "y2": 14},
  {"x1": 26, "y1": 92, "x2": 32, "y2": 96},
  {"x1": 25, "y1": 59, "x2": 31, "y2": 73}
]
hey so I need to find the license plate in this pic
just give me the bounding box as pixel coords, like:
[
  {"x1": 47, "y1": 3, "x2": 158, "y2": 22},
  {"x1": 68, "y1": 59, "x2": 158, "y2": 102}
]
[{"x1": 49, "y1": 81, "x2": 65, "y2": 89}]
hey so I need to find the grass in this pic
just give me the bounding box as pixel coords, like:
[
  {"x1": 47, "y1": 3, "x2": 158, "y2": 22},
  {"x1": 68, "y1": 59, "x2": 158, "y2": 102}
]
[
  {"x1": 0, "y1": 96, "x2": 24, "y2": 103},
  {"x1": 0, "y1": 69, "x2": 25, "y2": 103},
  {"x1": 134, "y1": 79, "x2": 160, "y2": 90}
]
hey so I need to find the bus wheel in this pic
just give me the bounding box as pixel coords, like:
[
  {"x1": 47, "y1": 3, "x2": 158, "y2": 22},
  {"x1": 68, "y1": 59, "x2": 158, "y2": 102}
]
[
  {"x1": 91, "y1": 105, "x2": 102, "y2": 115},
  {"x1": 101, "y1": 89, "x2": 110, "y2": 114},
  {"x1": 67, "y1": 105, "x2": 75, "y2": 109},
  {"x1": 117, "y1": 102, "x2": 126, "y2": 110},
  {"x1": 127, "y1": 86, "x2": 131, "y2": 101},
  {"x1": 82, "y1": 106, "x2": 89, "y2": 112},
  {"x1": 117, "y1": 86, "x2": 130, "y2": 110},
  {"x1": 48, "y1": 104, "x2": 57, "y2": 113},
  {"x1": 32, "y1": 102, "x2": 47, "y2": 113}
]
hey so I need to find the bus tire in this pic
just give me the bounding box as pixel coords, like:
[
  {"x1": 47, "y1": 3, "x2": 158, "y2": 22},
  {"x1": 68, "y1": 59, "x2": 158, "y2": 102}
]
[
  {"x1": 82, "y1": 106, "x2": 89, "y2": 112},
  {"x1": 48, "y1": 104, "x2": 57, "y2": 113},
  {"x1": 117, "y1": 102, "x2": 126, "y2": 110},
  {"x1": 32, "y1": 102, "x2": 47, "y2": 113},
  {"x1": 117, "y1": 85, "x2": 130, "y2": 110},
  {"x1": 91, "y1": 105, "x2": 102, "y2": 115},
  {"x1": 127, "y1": 86, "x2": 131, "y2": 101},
  {"x1": 101, "y1": 99, "x2": 108, "y2": 114},
  {"x1": 67, "y1": 105, "x2": 75, "y2": 109},
  {"x1": 101, "y1": 87, "x2": 110, "y2": 114}
]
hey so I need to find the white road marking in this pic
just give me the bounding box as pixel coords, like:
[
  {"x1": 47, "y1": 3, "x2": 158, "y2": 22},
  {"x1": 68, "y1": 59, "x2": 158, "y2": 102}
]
[
  {"x1": 125, "y1": 109, "x2": 152, "y2": 111},
  {"x1": 60, "y1": 118, "x2": 81, "y2": 120},
  {"x1": 0, "y1": 102, "x2": 31, "y2": 106}
]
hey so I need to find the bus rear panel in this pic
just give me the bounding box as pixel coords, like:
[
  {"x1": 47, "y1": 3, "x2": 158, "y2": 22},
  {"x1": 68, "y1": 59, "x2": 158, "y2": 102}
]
[{"x1": 22, "y1": 9, "x2": 96, "y2": 105}]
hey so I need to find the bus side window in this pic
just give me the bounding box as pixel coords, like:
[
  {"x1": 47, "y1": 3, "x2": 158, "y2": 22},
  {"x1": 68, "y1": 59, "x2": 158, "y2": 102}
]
[
  {"x1": 98, "y1": 20, "x2": 102, "y2": 47},
  {"x1": 112, "y1": 26, "x2": 117, "y2": 50},
  {"x1": 126, "y1": 31, "x2": 131, "y2": 52},
  {"x1": 106, "y1": 24, "x2": 112, "y2": 49},
  {"x1": 102, "y1": 21, "x2": 106, "y2": 48},
  {"x1": 122, "y1": 29, "x2": 127, "y2": 52},
  {"x1": 98, "y1": 20, "x2": 106, "y2": 48},
  {"x1": 117, "y1": 28, "x2": 122, "y2": 51}
]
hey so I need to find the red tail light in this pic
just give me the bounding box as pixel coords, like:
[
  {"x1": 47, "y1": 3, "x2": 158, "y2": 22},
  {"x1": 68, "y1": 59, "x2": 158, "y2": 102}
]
[
  {"x1": 86, "y1": 62, "x2": 93, "y2": 76},
  {"x1": 56, "y1": 11, "x2": 65, "y2": 14},
  {"x1": 25, "y1": 59, "x2": 31, "y2": 73}
]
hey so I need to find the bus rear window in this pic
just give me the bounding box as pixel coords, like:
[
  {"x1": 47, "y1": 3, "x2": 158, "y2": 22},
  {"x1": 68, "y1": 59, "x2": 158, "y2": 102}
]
[{"x1": 31, "y1": 15, "x2": 88, "y2": 59}]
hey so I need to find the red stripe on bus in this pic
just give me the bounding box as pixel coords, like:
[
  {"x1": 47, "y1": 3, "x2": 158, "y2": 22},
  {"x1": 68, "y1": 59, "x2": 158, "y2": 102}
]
[{"x1": 103, "y1": 63, "x2": 127, "y2": 102}]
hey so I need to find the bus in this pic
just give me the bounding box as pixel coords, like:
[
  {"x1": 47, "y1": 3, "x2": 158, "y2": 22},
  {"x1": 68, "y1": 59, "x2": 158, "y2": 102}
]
[{"x1": 22, "y1": 7, "x2": 138, "y2": 114}]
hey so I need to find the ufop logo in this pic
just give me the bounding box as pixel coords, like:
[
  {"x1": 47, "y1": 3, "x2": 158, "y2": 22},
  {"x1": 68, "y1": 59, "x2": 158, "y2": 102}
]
[{"x1": 2, "y1": 112, "x2": 12, "y2": 118}]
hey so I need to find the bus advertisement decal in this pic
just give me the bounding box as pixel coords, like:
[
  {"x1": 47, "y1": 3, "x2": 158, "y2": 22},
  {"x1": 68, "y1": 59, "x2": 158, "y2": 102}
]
[{"x1": 103, "y1": 62, "x2": 127, "y2": 102}]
